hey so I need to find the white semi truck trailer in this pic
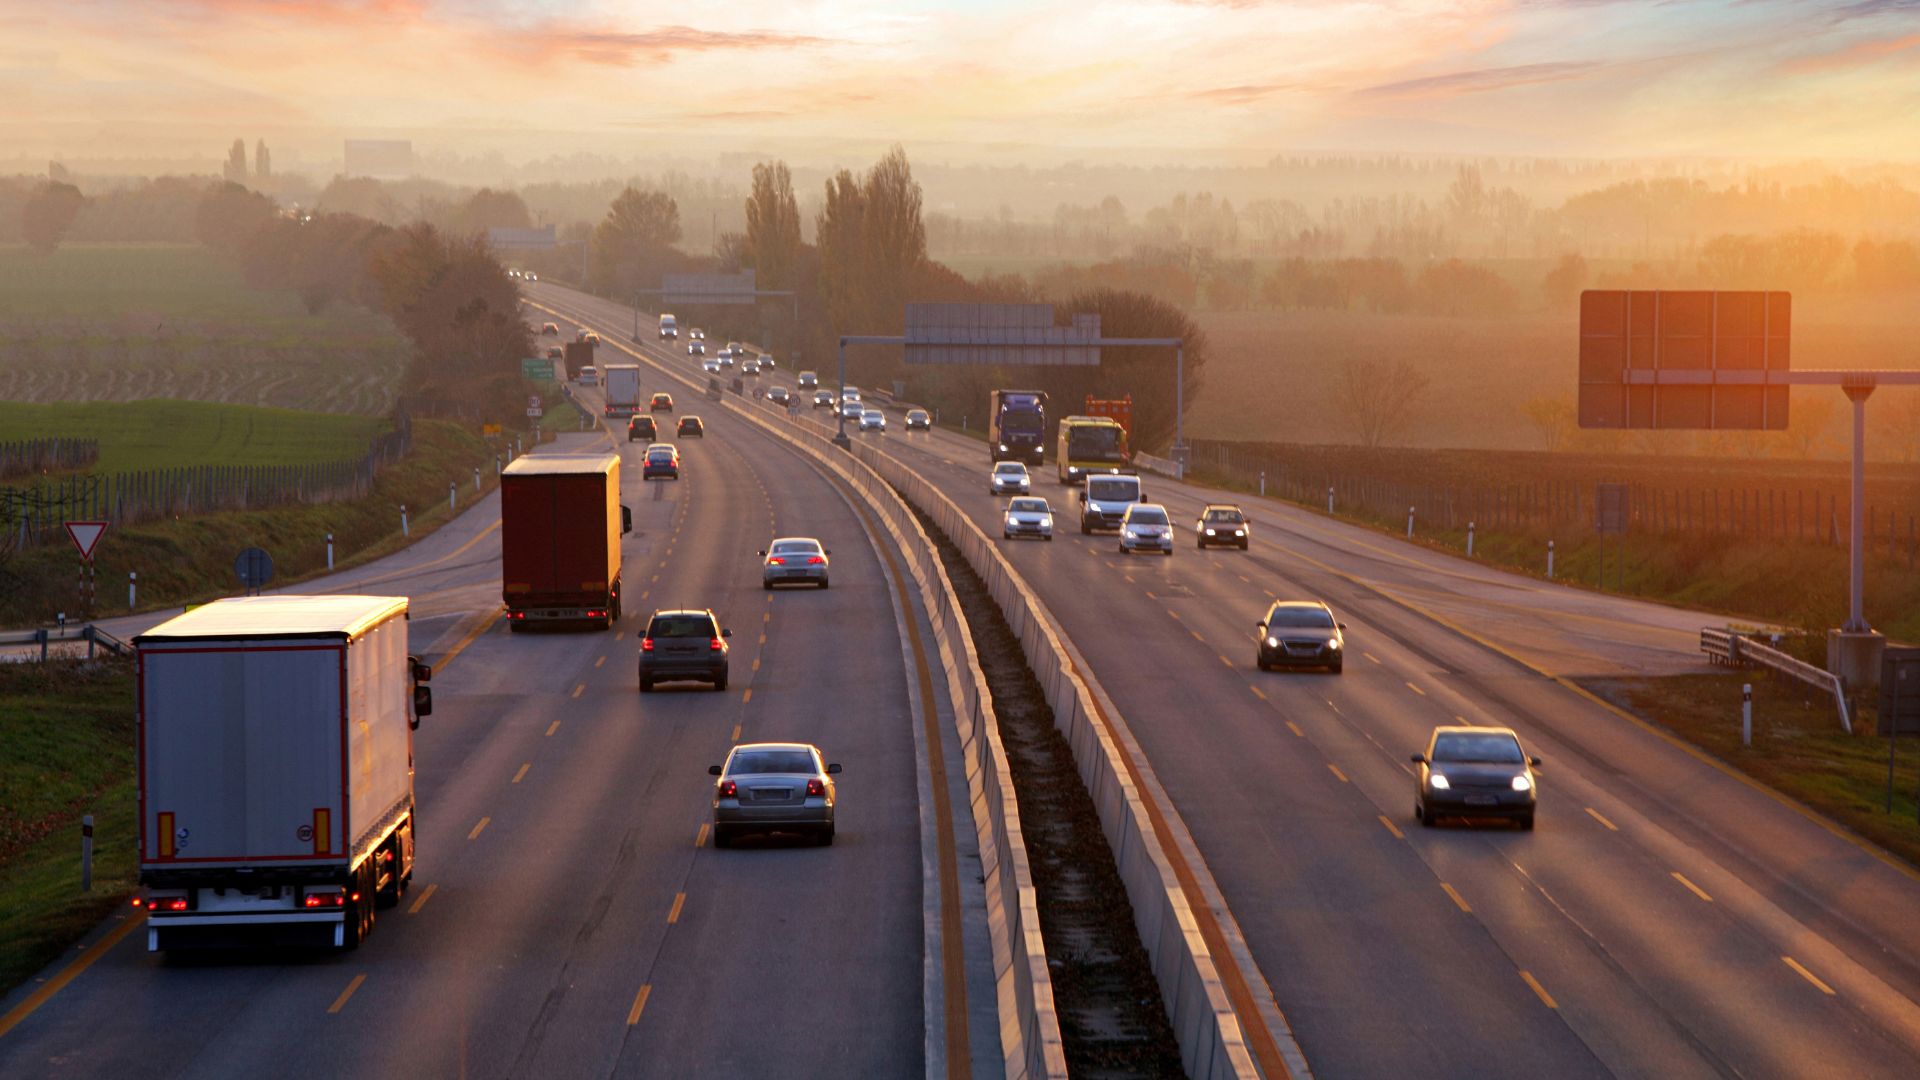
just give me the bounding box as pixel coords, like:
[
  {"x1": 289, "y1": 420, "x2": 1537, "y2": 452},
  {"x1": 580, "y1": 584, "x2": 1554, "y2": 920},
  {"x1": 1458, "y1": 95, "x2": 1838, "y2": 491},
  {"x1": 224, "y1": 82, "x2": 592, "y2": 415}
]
[{"x1": 135, "y1": 595, "x2": 432, "y2": 951}]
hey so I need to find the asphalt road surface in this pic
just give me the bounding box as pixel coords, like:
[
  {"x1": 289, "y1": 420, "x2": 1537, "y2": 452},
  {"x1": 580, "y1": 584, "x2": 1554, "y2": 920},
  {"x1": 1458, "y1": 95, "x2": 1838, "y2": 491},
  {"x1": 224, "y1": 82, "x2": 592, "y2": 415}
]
[
  {"x1": 0, "y1": 389, "x2": 964, "y2": 1077},
  {"x1": 532, "y1": 280, "x2": 1920, "y2": 1080}
]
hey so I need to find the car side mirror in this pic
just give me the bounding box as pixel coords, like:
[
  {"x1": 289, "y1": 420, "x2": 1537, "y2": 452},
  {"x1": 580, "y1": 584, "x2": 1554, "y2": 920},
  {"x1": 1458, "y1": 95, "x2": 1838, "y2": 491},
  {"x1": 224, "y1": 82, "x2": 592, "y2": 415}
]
[
  {"x1": 1410, "y1": 754, "x2": 1425, "y2": 764},
  {"x1": 722, "y1": 628, "x2": 733, "y2": 637},
  {"x1": 708, "y1": 765, "x2": 723, "y2": 776},
  {"x1": 621, "y1": 506, "x2": 633, "y2": 535},
  {"x1": 1337, "y1": 622, "x2": 1347, "y2": 631},
  {"x1": 1530, "y1": 757, "x2": 1542, "y2": 768},
  {"x1": 409, "y1": 655, "x2": 432, "y2": 683},
  {"x1": 1139, "y1": 493, "x2": 1148, "y2": 502},
  {"x1": 757, "y1": 550, "x2": 767, "y2": 557},
  {"x1": 411, "y1": 686, "x2": 432, "y2": 724},
  {"x1": 1255, "y1": 622, "x2": 1267, "y2": 633},
  {"x1": 824, "y1": 549, "x2": 832, "y2": 555},
  {"x1": 826, "y1": 763, "x2": 842, "y2": 774}
]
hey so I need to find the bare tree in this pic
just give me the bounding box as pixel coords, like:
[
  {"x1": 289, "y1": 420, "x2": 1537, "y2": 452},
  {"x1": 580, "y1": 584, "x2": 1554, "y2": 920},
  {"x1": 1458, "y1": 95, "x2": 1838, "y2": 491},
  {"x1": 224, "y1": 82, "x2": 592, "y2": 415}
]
[
  {"x1": 1334, "y1": 357, "x2": 1429, "y2": 448},
  {"x1": 1522, "y1": 394, "x2": 1575, "y2": 452}
]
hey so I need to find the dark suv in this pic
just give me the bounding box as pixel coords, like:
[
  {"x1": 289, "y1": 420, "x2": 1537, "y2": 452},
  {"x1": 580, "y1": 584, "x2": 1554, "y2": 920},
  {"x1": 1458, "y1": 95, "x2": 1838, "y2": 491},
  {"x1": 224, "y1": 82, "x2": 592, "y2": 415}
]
[
  {"x1": 627, "y1": 415, "x2": 658, "y2": 442},
  {"x1": 1255, "y1": 600, "x2": 1345, "y2": 673},
  {"x1": 639, "y1": 609, "x2": 732, "y2": 692}
]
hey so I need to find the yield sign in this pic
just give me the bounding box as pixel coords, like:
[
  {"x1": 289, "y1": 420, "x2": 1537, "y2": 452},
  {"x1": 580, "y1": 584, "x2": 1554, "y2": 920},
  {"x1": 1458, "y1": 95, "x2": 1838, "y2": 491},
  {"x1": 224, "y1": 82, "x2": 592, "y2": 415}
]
[{"x1": 65, "y1": 521, "x2": 108, "y2": 561}]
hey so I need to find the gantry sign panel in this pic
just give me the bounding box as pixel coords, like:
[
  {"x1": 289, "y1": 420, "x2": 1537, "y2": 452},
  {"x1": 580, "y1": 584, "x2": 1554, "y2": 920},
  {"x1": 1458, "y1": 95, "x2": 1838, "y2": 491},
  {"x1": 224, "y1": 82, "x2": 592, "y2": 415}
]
[
  {"x1": 1578, "y1": 290, "x2": 1790, "y2": 430},
  {"x1": 904, "y1": 303, "x2": 1102, "y2": 366}
]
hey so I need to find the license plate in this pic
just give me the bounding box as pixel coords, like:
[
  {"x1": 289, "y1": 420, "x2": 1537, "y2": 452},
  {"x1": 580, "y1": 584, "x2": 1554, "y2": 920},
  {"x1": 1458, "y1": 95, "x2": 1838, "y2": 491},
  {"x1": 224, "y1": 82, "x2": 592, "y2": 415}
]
[
  {"x1": 756, "y1": 789, "x2": 790, "y2": 801},
  {"x1": 1464, "y1": 795, "x2": 1497, "y2": 807}
]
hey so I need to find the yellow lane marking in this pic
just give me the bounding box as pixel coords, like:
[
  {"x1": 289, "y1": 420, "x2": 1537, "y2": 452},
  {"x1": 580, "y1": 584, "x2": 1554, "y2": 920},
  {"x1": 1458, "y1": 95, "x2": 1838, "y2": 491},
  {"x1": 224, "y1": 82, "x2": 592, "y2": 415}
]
[
  {"x1": 1783, "y1": 956, "x2": 1836, "y2": 995},
  {"x1": 595, "y1": 656, "x2": 606, "y2": 668},
  {"x1": 512, "y1": 763, "x2": 530, "y2": 784},
  {"x1": 468, "y1": 817, "x2": 490, "y2": 840},
  {"x1": 570, "y1": 683, "x2": 585, "y2": 699},
  {"x1": 1124, "y1": 575, "x2": 1136, "y2": 585},
  {"x1": 615, "y1": 630, "x2": 625, "y2": 641},
  {"x1": 641, "y1": 591, "x2": 650, "y2": 600},
  {"x1": 741, "y1": 689, "x2": 752, "y2": 703},
  {"x1": 436, "y1": 606, "x2": 505, "y2": 671},
  {"x1": 1250, "y1": 685, "x2": 1268, "y2": 701},
  {"x1": 1440, "y1": 882, "x2": 1471, "y2": 913},
  {"x1": 1167, "y1": 609, "x2": 1181, "y2": 620},
  {"x1": 1219, "y1": 654, "x2": 1235, "y2": 668},
  {"x1": 1671, "y1": 872, "x2": 1713, "y2": 903},
  {"x1": 1327, "y1": 764, "x2": 1350, "y2": 783},
  {"x1": 1363, "y1": 652, "x2": 1381, "y2": 664},
  {"x1": 1189, "y1": 629, "x2": 1205, "y2": 643},
  {"x1": 545, "y1": 720, "x2": 561, "y2": 737},
  {"x1": 1406, "y1": 682, "x2": 1426, "y2": 696},
  {"x1": 758, "y1": 633, "x2": 767, "y2": 645},
  {"x1": 1585, "y1": 806, "x2": 1619, "y2": 831},
  {"x1": 764, "y1": 611, "x2": 772, "y2": 623},
  {"x1": 327, "y1": 973, "x2": 367, "y2": 1014},
  {"x1": 406, "y1": 883, "x2": 438, "y2": 915},
  {"x1": 651, "y1": 574, "x2": 659, "y2": 583},
  {"x1": 667, "y1": 892, "x2": 686, "y2": 924},
  {"x1": 627, "y1": 984, "x2": 653, "y2": 1026},
  {"x1": 750, "y1": 658, "x2": 760, "y2": 672},
  {"x1": 1238, "y1": 574, "x2": 1251, "y2": 583},
  {"x1": 695, "y1": 824, "x2": 709, "y2": 848},
  {"x1": 1519, "y1": 971, "x2": 1558, "y2": 1009},
  {"x1": 350, "y1": 519, "x2": 502, "y2": 590},
  {"x1": 0, "y1": 911, "x2": 145, "y2": 1038},
  {"x1": 1378, "y1": 815, "x2": 1405, "y2": 839},
  {"x1": 731, "y1": 723, "x2": 742, "y2": 742},
  {"x1": 1286, "y1": 721, "x2": 1304, "y2": 738},
  {"x1": 1145, "y1": 590, "x2": 1157, "y2": 600}
]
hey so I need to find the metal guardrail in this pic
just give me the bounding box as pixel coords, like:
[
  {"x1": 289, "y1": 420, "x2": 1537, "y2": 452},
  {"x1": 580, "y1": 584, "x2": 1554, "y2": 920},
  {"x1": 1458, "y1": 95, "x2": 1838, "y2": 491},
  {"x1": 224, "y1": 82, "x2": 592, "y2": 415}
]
[
  {"x1": 0, "y1": 624, "x2": 133, "y2": 661},
  {"x1": 1134, "y1": 451, "x2": 1185, "y2": 481},
  {"x1": 1699, "y1": 627, "x2": 1852, "y2": 733}
]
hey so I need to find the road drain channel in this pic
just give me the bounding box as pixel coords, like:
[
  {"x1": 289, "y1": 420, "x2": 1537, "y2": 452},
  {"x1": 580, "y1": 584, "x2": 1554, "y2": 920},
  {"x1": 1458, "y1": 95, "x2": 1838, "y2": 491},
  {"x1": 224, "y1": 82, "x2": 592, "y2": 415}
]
[{"x1": 909, "y1": 504, "x2": 1185, "y2": 1078}]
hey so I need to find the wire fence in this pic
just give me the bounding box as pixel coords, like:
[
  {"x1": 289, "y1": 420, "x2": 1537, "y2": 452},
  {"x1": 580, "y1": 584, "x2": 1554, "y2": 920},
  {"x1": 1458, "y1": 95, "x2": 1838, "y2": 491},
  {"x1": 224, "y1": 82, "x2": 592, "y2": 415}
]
[
  {"x1": 3, "y1": 416, "x2": 413, "y2": 550},
  {"x1": 0, "y1": 437, "x2": 98, "y2": 480},
  {"x1": 1191, "y1": 438, "x2": 1920, "y2": 566}
]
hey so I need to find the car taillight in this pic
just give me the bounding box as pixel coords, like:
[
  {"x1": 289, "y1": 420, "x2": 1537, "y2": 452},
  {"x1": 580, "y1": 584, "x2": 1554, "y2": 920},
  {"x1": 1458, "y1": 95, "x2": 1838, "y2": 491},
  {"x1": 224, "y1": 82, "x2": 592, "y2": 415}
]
[
  {"x1": 709, "y1": 637, "x2": 724, "y2": 651},
  {"x1": 718, "y1": 780, "x2": 737, "y2": 798},
  {"x1": 806, "y1": 778, "x2": 826, "y2": 797},
  {"x1": 807, "y1": 556, "x2": 826, "y2": 565},
  {"x1": 767, "y1": 556, "x2": 786, "y2": 565},
  {"x1": 641, "y1": 638, "x2": 654, "y2": 652}
]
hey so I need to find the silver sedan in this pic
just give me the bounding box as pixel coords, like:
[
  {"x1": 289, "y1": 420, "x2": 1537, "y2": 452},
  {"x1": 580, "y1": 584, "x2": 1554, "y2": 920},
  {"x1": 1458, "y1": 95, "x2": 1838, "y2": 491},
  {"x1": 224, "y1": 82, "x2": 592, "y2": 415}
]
[
  {"x1": 710, "y1": 743, "x2": 841, "y2": 846},
  {"x1": 761, "y1": 536, "x2": 830, "y2": 589},
  {"x1": 989, "y1": 462, "x2": 1032, "y2": 496},
  {"x1": 1118, "y1": 503, "x2": 1175, "y2": 555},
  {"x1": 1003, "y1": 497, "x2": 1054, "y2": 540}
]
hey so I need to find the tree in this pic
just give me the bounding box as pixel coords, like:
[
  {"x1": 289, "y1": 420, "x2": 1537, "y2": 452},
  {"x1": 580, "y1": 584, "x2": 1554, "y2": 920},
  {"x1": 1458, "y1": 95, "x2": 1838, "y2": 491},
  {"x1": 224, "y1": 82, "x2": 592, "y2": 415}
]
[
  {"x1": 1522, "y1": 395, "x2": 1576, "y2": 452},
  {"x1": 254, "y1": 140, "x2": 271, "y2": 180},
  {"x1": 21, "y1": 181, "x2": 85, "y2": 254},
  {"x1": 712, "y1": 230, "x2": 748, "y2": 271},
  {"x1": 744, "y1": 160, "x2": 802, "y2": 289},
  {"x1": 195, "y1": 181, "x2": 276, "y2": 254},
  {"x1": 590, "y1": 186, "x2": 682, "y2": 294},
  {"x1": 223, "y1": 138, "x2": 248, "y2": 183},
  {"x1": 450, "y1": 188, "x2": 531, "y2": 237},
  {"x1": 1541, "y1": 253, "x2": 1588, "y2": 309},
  {"x1": 1786, "y1": 395, "x2": 1837, "y2": 459},
  {"x1": 1414, "y1": 259, "x2": 1515, "y2": 317},
  {"x1": 1333, "y1": 357, "x2": 1429, "y2": 448}
]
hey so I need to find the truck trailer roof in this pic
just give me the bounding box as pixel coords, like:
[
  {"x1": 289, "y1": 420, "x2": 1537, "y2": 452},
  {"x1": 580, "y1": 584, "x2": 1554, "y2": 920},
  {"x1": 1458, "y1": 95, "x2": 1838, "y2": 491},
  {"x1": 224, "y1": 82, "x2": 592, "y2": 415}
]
[
  {"x1": 136, "y1": 595, "x2": 409, "y2": 643},
  {"x1": 501, "y1": 452, "x2": 620, "y2": 477}
]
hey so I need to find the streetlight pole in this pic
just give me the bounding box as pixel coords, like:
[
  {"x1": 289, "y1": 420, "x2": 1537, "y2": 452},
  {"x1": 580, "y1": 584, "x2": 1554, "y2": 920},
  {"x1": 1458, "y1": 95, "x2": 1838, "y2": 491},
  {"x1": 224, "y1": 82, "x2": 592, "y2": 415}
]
[{"x1": 833, "y1": 337, "x2": 851, "y2": 448}]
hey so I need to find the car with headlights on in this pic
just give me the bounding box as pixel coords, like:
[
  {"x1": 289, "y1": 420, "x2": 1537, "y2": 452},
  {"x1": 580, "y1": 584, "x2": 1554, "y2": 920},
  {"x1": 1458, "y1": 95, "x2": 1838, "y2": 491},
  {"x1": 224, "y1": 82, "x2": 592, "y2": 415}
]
[
  {"x1": 1117, "y1": 503, "x2": 1173, "y2": 555},
  {"x1": 1413, "y1": 726, "x2": 1539, "y2": 830},
  {"x1": 709, "y1": 742, "x2": 841, "y2": 846},
  {"x1": 688, "y1": 339, "x2": 706, "y2": 356},
  {"x1": 905, "y1": 408, "x2": 931, "y2": 430},
  {"x1": 760, "y1": 537, "x2": 830, "y2": 589},
  {"x1": 642, "y1": 443, "x2": 680, "y2": 480},
  {"x1": 841, "y1": 400, "x2": 865, "y2": 422},
  {"x1": 990, "y1": 461, "x2": 1032, "y2": 495},
  {"x1": 1003, "y1": 497, "x2": 1054, "y2": 541},
  {"x1": 627, "y1": 415, "x2": 657, "y2": 442},
  {"x1": 1254, "y1": 600, "x2": 1344, "y2": 673},
  {"x1": 677, "y1": 416, "x2": 704, "y2": 438},
  {"x1": 814, "y1": 390, "x2": 836, "y2": 409},
  {"x1": 859, "y1": 408, "x2": 887, "y2": 432},
  {"x1": 742, "y1": 358, "x2": 761, "y2": 376},
  {"x1": 798, "y1": 370, "x2": 819, "y2": 390},
  {"x1": 1196, "y1": 504, "x2": 1250, "y2": 550},
  {"x1": 768, "y1": 386, "x2": 791, "y2": 406},
  {"x1": 703, "y1": 358, "x2": 722, "y2": 374},
  {"x1": 639, "y1": 608, "x2": 730, "y2": 692}
]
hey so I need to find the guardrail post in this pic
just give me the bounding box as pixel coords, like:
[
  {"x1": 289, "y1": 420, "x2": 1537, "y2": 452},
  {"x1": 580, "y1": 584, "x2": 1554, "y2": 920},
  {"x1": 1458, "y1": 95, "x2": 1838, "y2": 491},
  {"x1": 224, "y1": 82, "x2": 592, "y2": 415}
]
[
  {"x1": 81, "y1": 814, "x2": 93, "y2": 892},
  {"x1": 1742, "y1": 683, "x2": 1753, "y2": 747}
]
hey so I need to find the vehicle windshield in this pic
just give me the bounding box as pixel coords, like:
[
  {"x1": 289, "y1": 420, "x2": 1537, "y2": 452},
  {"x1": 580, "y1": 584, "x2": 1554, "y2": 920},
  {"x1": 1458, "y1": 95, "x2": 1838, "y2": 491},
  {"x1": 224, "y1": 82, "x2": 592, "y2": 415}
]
[
  {"x1": 1266, "y1": 606, "x2": 1334, "y2": 629},
  {"x1": 1067, "y1": 425, "x2": 1127, "y2": 461},
  {"x1": 649, "y1": 614, "x2": 714, "y2": 638},
  {"x1": 1129, "y1": 508, "x2": 1168, "y2": 525},
  {"x1": 1086, "y1": 478, "x2": 1137, "y2": 501},
  {"x1": 995, "y1": 464, "x2": 1026, "y2": 475},
  {"x1": 1010, "y1": 499, "x2": 1049, "y2": 513},
  {"x1": 1431, "y1": 732, "x2": 1525, "y2": 764},
  {"x1": 1205, "y1": 509, "x2": 1244, "y2": 523},
  {"x1": 909, "y1": 410, "x2": 927, "y2": 419},
  {"x1": 771, "y1": 540, "x2": 820, "y2": 555},
  {"x1": 648, "y1": 449, "x2": 674, "y2": 462},
  {"x1": 729, "y1": 750, "x2": 818, "y2": 776}
]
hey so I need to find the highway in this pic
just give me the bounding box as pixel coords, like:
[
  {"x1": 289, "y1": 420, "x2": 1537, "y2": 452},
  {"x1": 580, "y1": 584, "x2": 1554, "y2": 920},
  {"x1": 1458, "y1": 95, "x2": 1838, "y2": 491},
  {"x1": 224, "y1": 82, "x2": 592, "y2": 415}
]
[
  {"x1": 0, "y1": 379, "x2": 988, "y2": 1075},
  {"x1": 533, "y1": 280, "x2": 1920, "y2": 1079}
]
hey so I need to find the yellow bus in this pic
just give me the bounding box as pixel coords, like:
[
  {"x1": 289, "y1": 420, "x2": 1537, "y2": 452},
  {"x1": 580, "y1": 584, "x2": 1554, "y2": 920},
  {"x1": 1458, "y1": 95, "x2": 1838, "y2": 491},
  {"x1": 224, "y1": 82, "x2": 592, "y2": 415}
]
[{"x1": 1056, "y1": 415, "x2": 1132, "y2": 485}]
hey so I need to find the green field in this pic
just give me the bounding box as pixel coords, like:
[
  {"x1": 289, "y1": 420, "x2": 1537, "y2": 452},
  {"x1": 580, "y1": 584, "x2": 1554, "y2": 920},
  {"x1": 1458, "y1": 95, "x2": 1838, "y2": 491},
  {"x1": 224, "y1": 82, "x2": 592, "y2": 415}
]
[
  {"x1": 0, "y1": 400, "x2": 386, "y2": 475},
  {"x1": 0, "y1": 244, "x2": 409, "y2": 415}
]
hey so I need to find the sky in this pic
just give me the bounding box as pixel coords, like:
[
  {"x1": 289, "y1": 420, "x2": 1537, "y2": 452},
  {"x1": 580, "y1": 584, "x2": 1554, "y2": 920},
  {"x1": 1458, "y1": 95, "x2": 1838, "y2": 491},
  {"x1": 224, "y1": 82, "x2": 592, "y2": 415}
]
[{"x1": 3, "y1": 0, "x2": 1919, "y2": 168}]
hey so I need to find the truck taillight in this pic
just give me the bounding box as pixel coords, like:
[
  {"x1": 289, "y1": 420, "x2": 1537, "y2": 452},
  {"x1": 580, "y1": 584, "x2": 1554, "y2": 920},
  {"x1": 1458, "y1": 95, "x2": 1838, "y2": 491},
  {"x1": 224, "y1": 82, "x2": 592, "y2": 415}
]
[
  {"x1": 709, "y1": 637, "x2": 724, "y2": 651},
  {"x1": 641, "y1": 638, "x2": 654, "y2": 651},
  {"x1": 718, "y1": 780, "x2": 737, "y2": 798},
  {"x1": 806, "y1": 778, "x2": 826, "y2": 797},
  {"x1": 147, "y1": 898, "x2": 188, "y2": 912},
  {"x1": 588, "y1": 610, "x2": 606, "y2": 618},
  {"x1": 303, "y1": 893, "x2": 346, "y2": 909}
]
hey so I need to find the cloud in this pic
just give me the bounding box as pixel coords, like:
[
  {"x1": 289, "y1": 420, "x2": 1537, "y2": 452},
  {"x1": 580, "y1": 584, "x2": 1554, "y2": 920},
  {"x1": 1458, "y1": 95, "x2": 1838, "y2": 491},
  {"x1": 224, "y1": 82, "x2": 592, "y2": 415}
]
[
  {"x1": 1829, "y1": 0, "x2": 1920, "y2": 22},
  {"x1": 1186, "y1": 83, "x2": 1306, "y2": 105},
  {"x1": 1781, "y1": 31, "x2": 1920, "y2": 72},
  {"x1": 504, "y1": 24, "x2": 835, "y2": 67},
  {"x1": 1356, "y1": 61, "x2": 1605, "y2": 100}
]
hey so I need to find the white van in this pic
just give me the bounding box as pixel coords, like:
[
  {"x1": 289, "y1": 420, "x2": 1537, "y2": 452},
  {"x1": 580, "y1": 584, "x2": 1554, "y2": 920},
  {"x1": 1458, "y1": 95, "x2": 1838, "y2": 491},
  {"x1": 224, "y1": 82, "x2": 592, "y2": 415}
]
[
  {"x1": 658, "y1": 314, "x2": 678, "y2": 339},
  {"x1": 1078, "y1": 473, "x2": 1144, "y2": 534}
]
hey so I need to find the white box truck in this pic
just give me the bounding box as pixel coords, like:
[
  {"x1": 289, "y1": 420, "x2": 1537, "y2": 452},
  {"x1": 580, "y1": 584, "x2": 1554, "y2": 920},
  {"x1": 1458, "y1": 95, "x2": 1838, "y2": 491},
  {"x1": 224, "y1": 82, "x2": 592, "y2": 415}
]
[
  {"x1": 602, "y1": 363, "x2": 642, "y2": 418},
  {"x1": 135, "y1": 596, "x2": 432, "y2": 951}
]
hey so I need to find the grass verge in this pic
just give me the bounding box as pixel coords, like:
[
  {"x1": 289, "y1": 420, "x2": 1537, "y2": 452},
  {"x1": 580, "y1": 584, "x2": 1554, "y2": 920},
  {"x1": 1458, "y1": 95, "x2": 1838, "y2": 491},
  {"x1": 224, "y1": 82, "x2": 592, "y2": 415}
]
[
  {"x1": 0, "y1": 660, "x2": 137, "y2": 995},
  {"x1": 0, "y1": 399, "x2": 385, "y2": 475},
  {"x1": 1581, "y1": 671, "x2": 1920, "y2": 869}
]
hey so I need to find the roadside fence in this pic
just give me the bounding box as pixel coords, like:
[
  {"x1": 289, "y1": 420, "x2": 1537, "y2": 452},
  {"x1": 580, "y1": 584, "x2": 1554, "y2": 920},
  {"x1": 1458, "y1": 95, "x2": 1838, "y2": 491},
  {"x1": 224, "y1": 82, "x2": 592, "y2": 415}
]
[{"x1": 0, "y1": 437, "x2": 98, "y2": 480}]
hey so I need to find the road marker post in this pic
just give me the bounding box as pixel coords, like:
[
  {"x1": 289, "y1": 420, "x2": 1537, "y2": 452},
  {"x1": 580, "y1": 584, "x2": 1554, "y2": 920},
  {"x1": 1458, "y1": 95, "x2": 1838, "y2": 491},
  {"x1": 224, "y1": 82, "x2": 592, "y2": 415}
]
[
  {"x1": 1548, "y1": 540, "x2": 1556, "y2": 579},
  {"x1": 1467, "y1": 522, "x2": 1476, "y2": 557},
  {"x1": 401, "y1": 505, "x2": 409, "y2": 538},
  {"x1": 1743, "y1": 683, "x2": 1753, "y2": 747},
  {"x1": 448, "y1": 482, "x2": 456, "y2": 514},
  {"x1": 1406, "y1": 505, "x2": 1415, "y2": 538},
  {"x1": 326, "y1": 533, "x2": 334, "y2": 570},
  {"x1": 1259, "y1": 470, "x2": 1266, "y2": 497},
  {"x1": 81, "y1": 814, "x2": 92, "y2": 891},
  {"x1": 473, "y1": 467, "x2": 481, "y2": 493},
  {"x1": 1327, "y1": 485, "x2": 1334, "y2": 513},
  {"x1": 128, "y1": 572, "x2": 136, "y2": 610}
]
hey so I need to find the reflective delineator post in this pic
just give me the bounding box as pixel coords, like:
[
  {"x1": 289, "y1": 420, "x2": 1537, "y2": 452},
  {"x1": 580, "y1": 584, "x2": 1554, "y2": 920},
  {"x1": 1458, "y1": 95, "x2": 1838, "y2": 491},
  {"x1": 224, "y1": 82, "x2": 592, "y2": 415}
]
[
  {"x1": 1548, "y1": 540, "x2": 1556, "y2": 579},
  {"x1": 1407, "y1": 506, "x2": 1416, "y2": 538},
  {"x1": 449, "y1": 481, "x2": 457, "y2": 514},
  {"x1": 401, "y1": 505, "x2": 410, "y2": 538},
  {"x1": 128, "y1": 571, "x2": 136, "y2": 611},
  {"x1": 326, "y1": 533, "x2": 335, "y2": 570},
  {"x1": 473, "y1": 467, "x2": 481, "y2": 493},
  {"x1": 1327, "y1": 486, "x2": 1334, "y2": 514},
  {"x1": 81, "y1": 815, "x2": 93, "y2": 892},
  {"x1": 1467, "y1": 522, "x2": 1476, "y2": 557},
  {"x1": 1260, "y1": 471, "x2": 1266, "y2": 497},
  {"x1": 1742, "y1": 683, "x2": 1753, "y2": 747}
]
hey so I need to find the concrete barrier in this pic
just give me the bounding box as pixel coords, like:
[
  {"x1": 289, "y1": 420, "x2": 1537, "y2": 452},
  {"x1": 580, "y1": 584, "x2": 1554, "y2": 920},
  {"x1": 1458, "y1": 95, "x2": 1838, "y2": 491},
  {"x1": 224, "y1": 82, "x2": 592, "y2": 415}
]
[{"x1": 1134, "y1": 450, "x2": 1186, "y2": 481}]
